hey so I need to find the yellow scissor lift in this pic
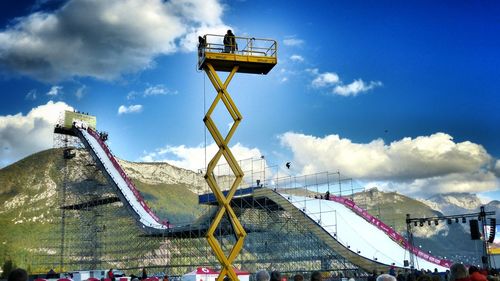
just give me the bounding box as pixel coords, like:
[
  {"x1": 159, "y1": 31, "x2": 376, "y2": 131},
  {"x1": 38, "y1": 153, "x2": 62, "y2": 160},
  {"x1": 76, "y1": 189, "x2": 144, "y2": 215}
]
[{"x1": 198, "y1": 34, "x2": 277, "y2": 281}]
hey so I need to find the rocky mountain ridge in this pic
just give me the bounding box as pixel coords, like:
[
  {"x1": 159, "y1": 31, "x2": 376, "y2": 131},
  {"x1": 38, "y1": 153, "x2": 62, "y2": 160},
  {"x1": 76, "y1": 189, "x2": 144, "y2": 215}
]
[{"x1": 0, "y1": 148, "x2": 496, "y2": 269}]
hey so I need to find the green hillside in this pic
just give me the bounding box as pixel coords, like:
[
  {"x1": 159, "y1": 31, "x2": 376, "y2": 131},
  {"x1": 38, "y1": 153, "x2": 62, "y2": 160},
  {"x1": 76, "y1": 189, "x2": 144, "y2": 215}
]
[
  {"x1": 0, "y1": 149, "x2": 63, "y2": 273},
  {"x1": 0, "y1": 148, "x2": 484, "y2": 272},
  {"x1": 0, "y1": 148, "x2": 202, "y2": 272}
]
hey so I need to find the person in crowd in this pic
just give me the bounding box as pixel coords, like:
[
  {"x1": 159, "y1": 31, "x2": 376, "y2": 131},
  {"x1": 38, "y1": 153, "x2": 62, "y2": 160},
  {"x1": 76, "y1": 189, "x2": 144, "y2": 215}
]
[
  {"x1": 389, "y1": 265, "x2": 396, "y2": 277},
  {"x1": 468, "y1": 266, "x2": 486, "y2": 281},
  {"x1": 256, "y1": 270, "x2": 270, "y2": 281},
  {"x1": 368, "y1": 270, "x2": 378, "y2": 281},
  {"x1": 270, "y1": 271, "x2": 281, "y2": 281},
  {"x1": 47, "y1": 268, "x2": 57, "y2": 279},
  {"x1": 449, "y1": 263, "x2": 470, "y2": 281},
  {"x1": 396, "y1": 270, "x2": 405, "y2": 281},
  {"x1": 294, "y1": 274, "x2": 304, "y2": 281},
  {"x1": 417, "y1": 275, "x2": 432, "y2": 281},
  {"x1": 431, "y1": 274, "x2": 441, "y2": 281},
  {"x1": 325, "y1": 191, "x2": 330, "y2": 200},
  {"x1": 108, "y1": 269, "x2": 115, "y2": 281},
  {"x1": 444, "y1": 270, "x2": 450, "y2": 281},
  {"x1": 8, "y1": 269, "x2": 28, "y2": 281},
  {"x1": 310, "y1": 271, "x2": 322, "y2": 281},
  {"x1": 142, "y1": 268, "x2": 148, "y2": 280},
  {"x1": 377, "y1": 274, "x2": 397, "y2": 281}
]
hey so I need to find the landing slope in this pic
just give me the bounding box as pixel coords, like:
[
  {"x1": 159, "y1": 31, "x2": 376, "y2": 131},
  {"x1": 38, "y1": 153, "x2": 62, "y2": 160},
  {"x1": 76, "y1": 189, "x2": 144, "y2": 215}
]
[{"x1": 254, "y1": 189, "x2": 451, "y2": 271}]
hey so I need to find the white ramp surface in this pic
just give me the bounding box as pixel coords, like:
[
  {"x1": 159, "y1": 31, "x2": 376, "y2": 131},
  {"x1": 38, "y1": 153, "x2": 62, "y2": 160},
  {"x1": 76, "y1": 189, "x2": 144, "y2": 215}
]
[
  {"x1": 281, "y1": 194, "x2": 449, "y2": 271},
  {"x1": 79, "y1": 128, "x2": 168, "y2": 230}
]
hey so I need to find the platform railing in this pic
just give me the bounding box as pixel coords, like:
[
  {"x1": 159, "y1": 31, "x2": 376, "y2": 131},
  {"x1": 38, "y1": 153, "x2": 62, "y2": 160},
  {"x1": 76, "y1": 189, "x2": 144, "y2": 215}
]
[{"x1": 198, "y1": 34, "x2": 277, "y2": 64}]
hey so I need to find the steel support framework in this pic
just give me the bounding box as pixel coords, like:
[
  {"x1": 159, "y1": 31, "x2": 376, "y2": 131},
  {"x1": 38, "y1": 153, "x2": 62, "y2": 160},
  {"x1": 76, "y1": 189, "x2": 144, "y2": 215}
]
[{"x1": 36, "y1": 133, "x2": 365, "y2": 276}]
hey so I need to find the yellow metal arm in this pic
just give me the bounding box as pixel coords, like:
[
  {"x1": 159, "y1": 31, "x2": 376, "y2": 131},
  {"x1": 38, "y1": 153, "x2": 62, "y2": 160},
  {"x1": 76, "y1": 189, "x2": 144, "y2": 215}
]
[{"x1": 204, "y1": 63, "x2": 247, "y2": 281}]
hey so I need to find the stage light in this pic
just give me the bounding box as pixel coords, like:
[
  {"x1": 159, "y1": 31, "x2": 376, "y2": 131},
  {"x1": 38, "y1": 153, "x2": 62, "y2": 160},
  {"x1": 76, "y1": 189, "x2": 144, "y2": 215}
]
[
  {"x1": 434, "y1": 220, "x2": 439, "y2": 226},
  {"x1": 455, "y1": 218, "x2": 459, "y2": 223},
  {"x1": 447, "y1": 219, "x2": 452, "y2": 224},
  {"x1": 414, "y1": 221, "x2": 418, "y2": 227},
  {"x1": 419, "y1": 221, "x2": 424, "y2": 227},
  {"x1": 428, "y1": 220, "x2": 431, "y2": 226},
  {"x1": 462, "y1": 217, "x2": 466, "y2": 223}
]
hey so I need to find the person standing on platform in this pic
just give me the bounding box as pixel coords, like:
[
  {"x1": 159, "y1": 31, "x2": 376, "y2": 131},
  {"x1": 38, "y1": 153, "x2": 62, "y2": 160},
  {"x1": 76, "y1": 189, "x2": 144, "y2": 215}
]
[
  {"x1": 223, "y1": 30, "x2": 237, "y2": 53},
  {"x1": 198, "y1": 36, "x2": 206, "y2": 58}
]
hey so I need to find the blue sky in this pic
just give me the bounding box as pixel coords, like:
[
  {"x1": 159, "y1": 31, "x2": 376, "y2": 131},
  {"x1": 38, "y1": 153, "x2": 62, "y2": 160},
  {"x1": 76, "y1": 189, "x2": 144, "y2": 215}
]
[{"x1": 0, "y1": 0, "x2": 499, "y2": 201}]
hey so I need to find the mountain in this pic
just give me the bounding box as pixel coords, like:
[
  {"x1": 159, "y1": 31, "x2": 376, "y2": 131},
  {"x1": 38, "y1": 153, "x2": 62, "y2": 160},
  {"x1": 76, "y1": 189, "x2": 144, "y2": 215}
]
[
  {"x1": 0, "y1": 148, "x2": 205, "y2": 272},
  {"x1": 422, "y1": 193, "x2": 500, "y2": 221},
  {"x1": 0, "y1": 149, "x2": 490, "y2": 271},
  {"x1": 352, "y1": 188, "x2": 481, "y2": 263}
]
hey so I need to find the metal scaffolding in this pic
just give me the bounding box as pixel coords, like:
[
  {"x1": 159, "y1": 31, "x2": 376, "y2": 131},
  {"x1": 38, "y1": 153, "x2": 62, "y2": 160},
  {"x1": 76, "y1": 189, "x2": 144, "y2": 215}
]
[{"x1": 35, "y1": 130, "x2": 368, "y2": 276}]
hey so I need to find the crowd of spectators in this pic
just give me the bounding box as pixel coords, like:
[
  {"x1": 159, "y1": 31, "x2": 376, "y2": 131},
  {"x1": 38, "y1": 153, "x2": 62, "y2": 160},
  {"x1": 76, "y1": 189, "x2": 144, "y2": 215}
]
[
  {"x1": 5, "y1": 264, "x2": 499, "y2": 281},
  {"x1": 252, "y1": 265, "x2": 499, "y2": 281}
]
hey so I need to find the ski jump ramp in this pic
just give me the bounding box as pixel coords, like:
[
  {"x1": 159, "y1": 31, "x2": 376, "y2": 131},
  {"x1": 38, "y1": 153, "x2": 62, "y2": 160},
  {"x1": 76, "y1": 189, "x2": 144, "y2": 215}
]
[
  {"x1": 252, "y1": 189, "x2": 451, "y2": 272},
  {"x1": 76, "y1": 127, "x2": 170, "y2": 233},
  {"x1": 73, "y1": 126, "x2": 451, "y2": 272}
]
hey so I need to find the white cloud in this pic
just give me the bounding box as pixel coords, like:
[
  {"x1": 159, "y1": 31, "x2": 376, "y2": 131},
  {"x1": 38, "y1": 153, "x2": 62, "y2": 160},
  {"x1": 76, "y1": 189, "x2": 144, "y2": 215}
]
[
  {"x1": 126, "y1": 91, "x2": 137, "y2": 100},
  {"x1": 139, "y1": 142, "x2": 264, "y2": 173},
  {"x1": 46, "y1": 86, "x2": 63, "y2": 96},
  {"x1": 494, "y1": 160, "x2": 500, "y2": 176},
  {"x1": 118, "y1": 104, "x2": 143, "y2": 115},
  {"x1": 279, "y1": 132, "x2": 498, "y2": 195},
  {"x1": 283, "y1": 38, "x2": 304, "y2": 46},
  {"x1": 312, "y1": 72, "x2": 340, "y2": 88},
  {"x1": 144, "y1": 84, "x2": 177, "y2": 96},
  {"x1": 0, "y1": 0, "x2": 228, "y2": 82},
  {"x1": 0, "y1": 101, "x2": 73, "y2": 167},
  {"x1": 25, "y1": 89, "x2": 37, "y2": 100},
  {"x1": 127, "y1": 84, "x2": 178, "y2": 100},
  {"x1": 333, "y1": 79, "x2": 382, "y2": 96},
  {"x1": 403, "y1": 171, "x2": 498, "y2": 195},
  {"x1": 308, "y1": 69, "x2": 382, "y2": 97},
  {"x1": 75, "y1": 85, "x2": 86, "y2": 100},
  {"x1": 290, "y1": 54, "x2": 304, "y2": 62}
]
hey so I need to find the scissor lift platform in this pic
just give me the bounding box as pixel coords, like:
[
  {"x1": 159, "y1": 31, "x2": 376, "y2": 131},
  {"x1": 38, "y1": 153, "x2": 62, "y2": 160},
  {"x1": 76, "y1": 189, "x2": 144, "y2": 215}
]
[{"x1": 198, "y1": 34, "x2": 277, "y2": 74}]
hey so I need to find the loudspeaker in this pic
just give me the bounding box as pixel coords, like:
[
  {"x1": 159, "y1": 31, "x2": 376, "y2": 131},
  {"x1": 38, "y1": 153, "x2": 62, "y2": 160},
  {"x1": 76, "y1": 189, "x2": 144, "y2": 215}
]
[
  {"x1": 404, "y1": 260, "x2": 409, "y2": 267},
  {"x1": 488, "y1": 218, "x2": 496, "y2": 243},
  {"x1": 470, "y1": 219, "x2": 481, "y2": 240}
]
